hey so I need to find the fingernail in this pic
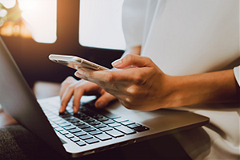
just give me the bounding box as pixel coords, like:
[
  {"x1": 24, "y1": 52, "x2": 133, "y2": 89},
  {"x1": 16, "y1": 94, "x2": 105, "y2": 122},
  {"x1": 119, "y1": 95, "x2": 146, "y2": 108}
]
[
  {"x1": 77, "y1": 69, "x2": 85, "y2": 74},
  {"x1": 75, "y1": 72, "x2": 82, "y2": 78},
  {"x1": 59, "y1": 107, "x2": 64, "y2": 113},
  {"x1": 112, "y1": 59, "x2": 122, "y2": 67},
  {"x1": 73, "y1": 107, "x2": 78, "y2": 113}
]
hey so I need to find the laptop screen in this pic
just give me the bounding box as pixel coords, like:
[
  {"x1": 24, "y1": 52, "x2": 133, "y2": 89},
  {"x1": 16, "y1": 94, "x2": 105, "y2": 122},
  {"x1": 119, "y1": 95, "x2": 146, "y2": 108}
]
[{"x1": 0, "y1": 37, "x2": 68, "y2": 158}]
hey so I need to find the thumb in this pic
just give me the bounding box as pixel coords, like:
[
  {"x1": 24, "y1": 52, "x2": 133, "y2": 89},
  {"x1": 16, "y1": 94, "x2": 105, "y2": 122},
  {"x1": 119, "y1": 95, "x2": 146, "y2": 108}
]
[
  {"x1": 95, "y1": 92, "x2": 116, "y2": 108},
  {"x1": 111, "y1": 54, "x2": 154, "y2": 69}
]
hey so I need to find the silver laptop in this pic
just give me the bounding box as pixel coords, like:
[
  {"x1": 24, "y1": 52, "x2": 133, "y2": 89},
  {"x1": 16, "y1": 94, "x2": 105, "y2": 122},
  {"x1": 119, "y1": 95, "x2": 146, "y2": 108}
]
[{"x1": 0, "y1": 37, "x2": 209, "y2": 159}]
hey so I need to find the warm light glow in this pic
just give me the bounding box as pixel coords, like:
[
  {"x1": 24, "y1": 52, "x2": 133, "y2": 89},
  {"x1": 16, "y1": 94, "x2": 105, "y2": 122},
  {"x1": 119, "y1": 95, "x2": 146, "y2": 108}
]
[
  {"x1": 79, "y1": 0, "x2": 126, "y2": 50},
  {"x1": 0, "y1": 9, "x2": 7, "y2": 17},
  {"x1": 18, "y1": 0, "x2": 38, "y2": 11},
  {"x1": 0, "y1": 20, "x2": 32, "y2": 38},
  {"x1": 0, "y1": 0, "x2": 16, "y2": 9},
  {"x1": 0, "y1": 0, "x2": 57, "y2": 43},
  {"x1": 18, "y1": 0, "x2": 57, "y2": 43}
]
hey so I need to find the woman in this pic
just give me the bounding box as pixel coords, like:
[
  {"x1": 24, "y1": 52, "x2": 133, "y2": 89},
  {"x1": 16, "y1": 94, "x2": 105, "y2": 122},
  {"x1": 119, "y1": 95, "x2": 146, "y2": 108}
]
[{"x1": 60, "y1": 0, "x2": 240, "y2": 159}]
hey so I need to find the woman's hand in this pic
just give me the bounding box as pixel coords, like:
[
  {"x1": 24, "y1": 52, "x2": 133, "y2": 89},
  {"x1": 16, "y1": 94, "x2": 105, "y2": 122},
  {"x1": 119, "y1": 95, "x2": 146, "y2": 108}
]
[
  {"x1": 75, "y1": 54, "x2": 177, "y2": 111},
  {"x1": 59, "y1": 46, "x2": 142, "y2": 113},
  {"x1": 65, "y1": 54, "x2": 240, "y2": 112},
  {"x1": 59, "y1": 77, "x2": 116, "y2": 113}
]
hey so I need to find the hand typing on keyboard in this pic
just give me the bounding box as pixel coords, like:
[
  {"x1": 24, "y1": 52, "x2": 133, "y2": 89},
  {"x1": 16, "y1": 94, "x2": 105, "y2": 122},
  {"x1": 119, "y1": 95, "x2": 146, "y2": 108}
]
[
  {"x1": 59, "y1": 47, "x2": 142, "y2": 113},
  {"x1": 59, "y1": 77, "x2": 116, "y2": 113},
  {"x1": 42, "y1": 103, "x2": 149, "y2": 146}
]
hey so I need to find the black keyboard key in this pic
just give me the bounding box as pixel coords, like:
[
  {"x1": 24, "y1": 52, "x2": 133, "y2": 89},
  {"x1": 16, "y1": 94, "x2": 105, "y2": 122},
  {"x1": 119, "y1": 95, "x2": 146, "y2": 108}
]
[
  {"x1": 64, "y1": 116, "x2": 74, "y2": 120},
  {"x1": 54, "y1": 127, "x2": 63, "y2": 131},
  {"x1": 65, "y1": 133, "x2": 74, "y2": 138},
  {"x1": 89, "y1": 121, "x2": 101, "y2": 126},
  {"x1": 95, "y1": 133, "x2": 112, "y2": 141},
  {"x1": 66, "y1": 118, "x2": 81, "y2": 123},
  {"x1": 105, "y1": 130, "x2": 124, "y2": 138},
  {"x1": 127, "y1": 123, "x2": 149, "y2": 132},
  {"x1": 82, "y1": 127, "x2": 96, "y2": 132},
  {"x1": 58, "y1": 122, "x2": 71, "y2": 127},
  {"x1": 59, "y1": 130, "x2": 69, "y2": 135},
  {"x1": 121, "y1": 120, "x2": 135, "y2": 125},
  {"x1": 53, "y1": 119, "x2": 66, "y2": 124},
  {"x1": 114, "y1": 126, "x2": 136, "y2": 135},
  {"x1": 79, "y1": 134, "x2": 93, "y2": 140},
  {"x1": 78, "y1": 124, "x2": 90, "y2": 129},
  {"x1": 74, "y1": 113, "x2": 89, "y2": 120},
  {"x1": 59, "y1": 111, "x2": 71, "y2": 118},
  {"x1": 94, "y1": 124, "x2": 107, "y2": 129},
  {"x1": 84, "y1": 118, "x2": 96, "y2": 123},
  {"x1": 108, "y1": 122, "x2": 121, "y2": 127},
  {"x1": 88, "y1": 130, "x2": 102, "y2": 135},
  {"x1": 73, "y1": 131, "x2": 87, "y2": 137},
  {"x1": 80, "y1": 116, "x2": 91, "y2": 121},
  {"x1": 127, "y1": 123, "x2": 140, "y2": 129},
  {"x1": 85, "y1": 111, "x2": 98, "y2": 117},
  {"x1": 71, "y1": 119, "x2": 81, "y2": 123},
  {"x1": 99, "y1": 126, "x2": 113, "y2": 132},
  {"x1": 68, "y1": 128, "x2": 82, "y2": 133},
  {"x1": 76, "y1": 141, "x2": 86, "y2": 146},
  {"x1": 85, "y1": 138, "x2": 100, "y2": 144},
  {"x1": 59, "y1": 111, "x2": 68, "y2": 116},
  {"x1": 71, "y1": 137, "x2": 81, "y2": 142},
  {"x1": 64, "y1": 125, "x2": 76, "y2": 130},
  {"x1": 114, "y1": 117, "x2": 129, "y2": 122},
  {"x1": 73, "y1": 121, "x2": 85, "y2": 126},
  {"x1": 102, "y1": 119, "x2": 115, "y2": 124},
  {"x1": 133, "y1": 126, "x2": 150, "y2": 132},
  {"x1": 97, "y1": 116, "x2": 109, "y2": 122},
  {"x1": 73, "y1": 112, "x2": 81, "y2": 118},
  {"x1": 92, "y1": 114, "x2": 104, "y2": 119}
]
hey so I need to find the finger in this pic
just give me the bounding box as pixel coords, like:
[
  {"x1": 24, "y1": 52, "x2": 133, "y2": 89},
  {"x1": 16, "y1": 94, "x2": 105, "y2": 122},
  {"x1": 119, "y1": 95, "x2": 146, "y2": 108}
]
[
  {"x1": 75, "y1": 69, "x2": 133, "y2": 83},
  {"x1": 75, "y1": 67, "x2": 148, "y2": 86},
  {"x1": 95, "y1": 92, "x2": 117, "y2": 108},
  {"x1": 111, "y1": 54, "x2": 154, "y2": 69},
  {"x1": 72, "y1": 81, "x2": 99, "y2": 113},
  {"x1": 59, "y1": 80, "x2": 79, "y2": 113},
  {"x1": 60, "y1": 76, "x2": 76, "y2": 99},
  {"x1": 72, "y1": 88, "x2": 84, "y2": 113}
]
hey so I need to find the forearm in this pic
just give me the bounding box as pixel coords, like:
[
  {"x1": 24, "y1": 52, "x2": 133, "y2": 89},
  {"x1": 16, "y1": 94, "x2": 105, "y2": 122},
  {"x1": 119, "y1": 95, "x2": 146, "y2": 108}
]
[{"x1": 171, "y1": 69, "x2": 240, "y2": 107}]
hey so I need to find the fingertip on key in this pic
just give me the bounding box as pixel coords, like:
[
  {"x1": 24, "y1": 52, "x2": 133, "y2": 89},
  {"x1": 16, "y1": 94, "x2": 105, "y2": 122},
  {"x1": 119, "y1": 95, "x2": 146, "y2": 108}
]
[
  {"x1": 59, "y1": 107, "x2": 65, "y2": 113},
  {"x1": 73, "y1": 107, "x2": 78, "y2": 113},
  {"x1": 95, "y1": 101, "x2": 104, "y2": 108}
]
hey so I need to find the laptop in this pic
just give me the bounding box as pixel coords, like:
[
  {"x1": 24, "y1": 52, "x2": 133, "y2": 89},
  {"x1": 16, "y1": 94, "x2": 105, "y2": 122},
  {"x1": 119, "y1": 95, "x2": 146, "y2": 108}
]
[{"x1": 0, "y1": 37, "x2": 209, "y2": 159}]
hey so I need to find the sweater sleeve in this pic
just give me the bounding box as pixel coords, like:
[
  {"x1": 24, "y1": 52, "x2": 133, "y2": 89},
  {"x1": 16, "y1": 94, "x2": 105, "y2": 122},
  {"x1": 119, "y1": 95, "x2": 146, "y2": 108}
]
[{"x1": 233, "y1": 65, "x2": 240, "y2": 86}]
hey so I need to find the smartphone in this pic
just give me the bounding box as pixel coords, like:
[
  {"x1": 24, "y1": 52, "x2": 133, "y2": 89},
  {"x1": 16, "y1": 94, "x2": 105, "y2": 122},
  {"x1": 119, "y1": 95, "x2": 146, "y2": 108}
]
[{"x1": 49, "y1": 54, "x2": 109, "y2": 71}]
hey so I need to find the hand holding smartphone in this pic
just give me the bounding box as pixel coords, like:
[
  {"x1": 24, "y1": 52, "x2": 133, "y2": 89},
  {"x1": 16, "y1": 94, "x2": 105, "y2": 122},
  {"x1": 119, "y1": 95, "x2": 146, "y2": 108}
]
[{"x1": 49, "y1": 54, "x2": 109, "y2": 71}]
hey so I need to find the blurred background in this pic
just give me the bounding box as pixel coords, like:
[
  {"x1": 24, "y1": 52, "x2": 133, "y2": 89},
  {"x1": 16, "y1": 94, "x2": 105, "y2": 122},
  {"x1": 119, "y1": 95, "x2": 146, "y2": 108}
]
[{"x1": 0, "y1": 0, "x2": 125, "y2": 88}]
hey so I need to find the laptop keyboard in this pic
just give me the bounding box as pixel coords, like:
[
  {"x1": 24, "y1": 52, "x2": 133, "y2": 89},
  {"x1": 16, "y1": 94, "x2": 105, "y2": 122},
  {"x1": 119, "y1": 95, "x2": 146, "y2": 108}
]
[{"x1": 41, "y1": 100, "x2": 149, "y2": 147}]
